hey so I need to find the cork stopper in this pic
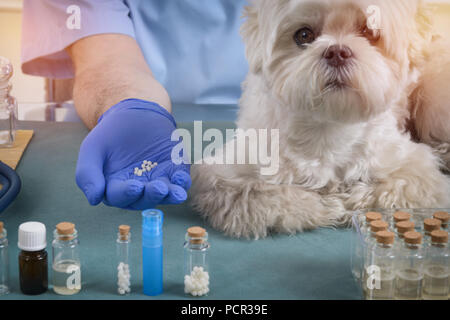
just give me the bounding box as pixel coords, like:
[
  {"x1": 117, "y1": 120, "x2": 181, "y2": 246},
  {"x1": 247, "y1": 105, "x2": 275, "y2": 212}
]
[
  {"x1": 188, "y1": 226, "x2": 206, "y2": 238},
  {"x1": 119, "y1": 225, "x2": 130, "y2": 240},
  {"x1": 119, "y1": 225, "x2": 130, "y2": 235},
  {"x1": 423, "y1": 218, "x2": 442, "y2": 232},
  {"x1": 433, "y1": 211, "x2": 449, "y2": 223},
  {"x1": 187, "y1": 226, "x2": 206, "y2": 244},
  {"x1": 376, "y1": 231, "x2": 394, "y2": 245},
  {"x1": 56, "y1": 222, "x2": 75, "y2": 235},
  {"x1": 404, "y1": 231, "x2": 422, "y2": 244},
  {"x1": 365, "y1": 211, "x2": 382, "y2": 222},
  {"x1": 0, "y1": 221, "x2": 3, "y2": 233},
  {"x1": 370, "y1": 220, "x2": 388, "y2": 233},
  {"x1": 393, "y1": 211, "x2": 411, "y2": 222},
  {"x1": 431, "y1": 230, "x2": 448, "y2": 244},
  {"x1": 396, "y1": 221, "x2": 415, "y2": 234}
]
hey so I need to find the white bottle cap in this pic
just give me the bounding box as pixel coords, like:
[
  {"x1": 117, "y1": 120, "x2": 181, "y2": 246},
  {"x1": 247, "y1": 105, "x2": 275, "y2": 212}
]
[{"x1": 18, "y1": 222, "x2": 47, "y2": 251}]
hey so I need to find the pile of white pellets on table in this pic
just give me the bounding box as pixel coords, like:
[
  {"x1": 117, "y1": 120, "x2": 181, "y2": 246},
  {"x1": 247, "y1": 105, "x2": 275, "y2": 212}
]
[{"x1": 184, "y1": 266, "x2": 210, "y2": 297}]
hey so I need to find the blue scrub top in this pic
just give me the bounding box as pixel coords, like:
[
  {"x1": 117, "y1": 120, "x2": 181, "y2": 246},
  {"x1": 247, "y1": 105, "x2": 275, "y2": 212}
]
[{"x1": 21, "y1": 0, "x2": 249, "y2": 105}]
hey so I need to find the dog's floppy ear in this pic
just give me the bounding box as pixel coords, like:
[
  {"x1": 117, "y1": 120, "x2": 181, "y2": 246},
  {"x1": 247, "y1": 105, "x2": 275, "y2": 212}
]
[{"x1": 241, "y1": 3, "x2": 264, "y2": 73}]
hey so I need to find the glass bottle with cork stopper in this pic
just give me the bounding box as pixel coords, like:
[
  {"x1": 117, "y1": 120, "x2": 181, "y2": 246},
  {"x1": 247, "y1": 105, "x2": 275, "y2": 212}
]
[
  {"x1": 423, "y1": 218, "x2": 442, "y2": 246},
  {"x1": 362, "y1": 211, "x2": 383, "y2": 235},
  {"x1": 52, "y1": 222, "x2": 81, "y2": 295},
  {"x1": 18, "y1": 222, "x2": 48, "y2": 295},
  {"x1": 365, "y1": 231, "x2": 396, "y2": 300},
  {"x1": 352, "y1": 211, "x2": 382, "y2": 284},
  {"x1": 117, "y1": 225, "x2": 131, "y2": 295},
  {"x1": 433, "y1": 211, "x2": 449, "y2": 232},
  {"x1": 362, "y1": 220, "x2": 389, "y2": 293},
  {"x1": 0, "y1": 221, "x2": 9, "y2": 295},
  {"x1": 366, "y1": 220, "x2": 389, "y2": 245},
  {"x1": 184, "y1": 226, "x2": 210, "y2": 297},
  {"x1": 392, "y1": 211, "x2": 411, "y2": 228},
  {"x1": 422, "y1": 230, "x2": 449, "y2": 300},
  {"x1": 395, "y1": 221, "x2": 415, "y2": 241},
  {"x1": 394, "y1": 231, "x2": 425, "y2": 300}
]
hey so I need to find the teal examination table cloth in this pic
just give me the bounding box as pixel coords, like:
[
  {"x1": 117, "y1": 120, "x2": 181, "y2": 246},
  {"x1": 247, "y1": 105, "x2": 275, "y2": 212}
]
[{"x1": 1, "y1": 107, "x2": 361, "y2": 300}]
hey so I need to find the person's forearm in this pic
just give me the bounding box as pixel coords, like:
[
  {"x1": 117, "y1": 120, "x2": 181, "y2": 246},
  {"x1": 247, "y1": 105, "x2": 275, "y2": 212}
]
[{"x1": 66, "y1": 34, "x2": 171, "y2": 129}]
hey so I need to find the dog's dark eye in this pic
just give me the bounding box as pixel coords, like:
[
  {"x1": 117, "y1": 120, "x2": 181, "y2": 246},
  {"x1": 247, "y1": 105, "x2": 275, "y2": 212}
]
[
  {"x1": 294, "y1": 27, "x2": 315, "y2": 47},
  {"x1": 361, "y1": 25, "x2": 380, "y2": 43}
]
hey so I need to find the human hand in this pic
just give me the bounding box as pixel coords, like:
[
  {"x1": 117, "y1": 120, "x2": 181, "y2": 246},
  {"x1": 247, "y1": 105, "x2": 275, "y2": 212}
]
[{"x1": 76, "y1": 99, "x2": 191, "y2": 210}]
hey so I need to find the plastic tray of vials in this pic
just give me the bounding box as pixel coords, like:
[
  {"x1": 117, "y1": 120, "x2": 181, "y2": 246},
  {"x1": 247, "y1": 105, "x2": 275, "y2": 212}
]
[{"x1": 351, "y1": 208, "x2": 449, "y2": 300}]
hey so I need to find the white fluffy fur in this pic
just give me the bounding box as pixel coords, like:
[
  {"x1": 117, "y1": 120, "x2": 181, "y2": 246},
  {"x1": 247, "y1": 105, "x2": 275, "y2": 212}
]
[{"x1": 190, "y1": 0, "x2": 450, "y2": 238}]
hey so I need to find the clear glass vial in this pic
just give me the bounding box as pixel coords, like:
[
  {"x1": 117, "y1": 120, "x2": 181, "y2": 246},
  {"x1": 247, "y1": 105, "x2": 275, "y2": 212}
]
[
  {"x1": 184, "y1": 226, "x2": 210, "y2": 297},
  {"x1": 362, "y1": 212, "x2": 382, "y2": 235},
  {"x1": 52, "y1": 222, "x2": 81, "y2": 295},
  {"x1": 392, "y1": 211, "x2": 411, "y2": 228},
  {"x1": 352, "y1": 214, "x2": 366, "y2": 284},
  {"x1": 116, "y1": 225, "x2": 131, "y2": 295},
  {"x1": 365, "y1": 220, "x2": 389, "y2": 246},
  {"x1": 394, "y1": 231, "x2": 425, "y2": 300},
  {"x1": 433, "y1": 211, "x2": 449, "y2": 232},
  {"x1": 364, "y1": 231, "x2": 396, "y2": 300},
  {"x1": 423, "y1": 218, "x2": 442, "y2": 245},
  {"x1": 0, "y1": 56, "x2": 17, "y2": 147},
  {"x1": 0, "y1": 222, "x2": 9, "y2": 295},
  {"x1": 422, "y1": 230, "x2": 449, "y2": 300},
  {"x1": 362, "y1": 220, "x2": 389, "y2": 294},
  {"x1": 18, "y1": 222, "x2": 48, "y2": 295},
  {"x1": 353, "y1": 212, "x2": 382, "y2": 285},
  {"x1": 395, "y1": 221, "x2": 415, "y2": 240}
]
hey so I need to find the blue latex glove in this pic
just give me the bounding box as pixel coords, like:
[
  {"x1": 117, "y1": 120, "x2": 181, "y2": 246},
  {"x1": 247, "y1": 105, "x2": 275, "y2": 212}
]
[{"x1": 76, "y1": 99, "x2": 191, "y2": 210}]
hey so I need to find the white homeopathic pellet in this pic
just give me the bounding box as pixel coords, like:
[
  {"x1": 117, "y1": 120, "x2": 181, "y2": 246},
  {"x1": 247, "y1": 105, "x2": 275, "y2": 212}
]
[
  {"x1": 117, "y1": 262, "x2": 131, "y2": 295},
  {"x1": 184, "y1": 266, "x2": 210, "y2": 296},
  {"x1": 134, "y1": 160, "x2": 158, "y2": 177}
]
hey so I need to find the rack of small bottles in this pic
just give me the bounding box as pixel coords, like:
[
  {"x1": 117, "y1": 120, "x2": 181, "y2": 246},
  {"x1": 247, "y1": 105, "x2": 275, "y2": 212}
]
[{"x1": 351, "y1": 209, "x2": 449, "y2": 300}]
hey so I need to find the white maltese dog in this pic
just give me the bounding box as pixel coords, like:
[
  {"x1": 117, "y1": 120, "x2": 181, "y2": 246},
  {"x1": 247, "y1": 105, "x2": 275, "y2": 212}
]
[{"x1": 190, "y1": 0, "x2": 450, "y2": 238}]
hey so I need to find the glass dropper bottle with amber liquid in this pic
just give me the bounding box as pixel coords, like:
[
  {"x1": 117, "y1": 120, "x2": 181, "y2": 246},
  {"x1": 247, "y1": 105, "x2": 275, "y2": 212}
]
[{"x1": 18, "y1": 222, "x2": 48, "y2": 295}]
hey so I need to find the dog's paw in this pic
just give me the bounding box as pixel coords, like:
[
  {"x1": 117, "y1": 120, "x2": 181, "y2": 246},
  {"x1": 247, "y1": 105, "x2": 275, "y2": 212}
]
[{"x1": 374, "y1": 174, "x2": 450, "y2": 209}]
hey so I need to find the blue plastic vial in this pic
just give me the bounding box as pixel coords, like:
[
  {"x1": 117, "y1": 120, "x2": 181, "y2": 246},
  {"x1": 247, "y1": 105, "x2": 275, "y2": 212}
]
[{"x1": 142, "y1": 209, "x2": 163, "y2": 296}]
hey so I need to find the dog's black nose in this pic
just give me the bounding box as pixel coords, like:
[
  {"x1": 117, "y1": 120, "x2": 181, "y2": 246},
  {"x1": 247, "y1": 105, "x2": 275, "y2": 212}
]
[{"x1": 323, "y1": 45, "x2": 353, "y2": 67}]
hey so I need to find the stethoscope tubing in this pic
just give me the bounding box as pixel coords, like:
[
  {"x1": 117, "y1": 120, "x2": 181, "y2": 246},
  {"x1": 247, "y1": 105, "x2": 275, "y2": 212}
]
[{"x1": 0, "y1": 161, "x2": 21, "y2": 213}]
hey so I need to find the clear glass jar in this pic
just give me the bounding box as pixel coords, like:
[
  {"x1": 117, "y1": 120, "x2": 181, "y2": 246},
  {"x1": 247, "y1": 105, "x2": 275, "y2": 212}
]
[
  {"x1": 395, "y1": 221, "x2": 415, "y2": 241},
  {"x1": 0, "y1": 57, "x2": 17, "y2": 147},
  {"x1": 392, "y1": 211, "x2": 411, "y2": 229},
  {"x1": 0, "y1": 222, "x2": 9, "y2": 295},
  {"x1": 423, "y1": 218, "x2": 442, "y2": 246},
  {"x1": 362, "y1": 220, "x2": 389, "y2": 289},
  {"x1": 361, "y1": 211, "x2": 382, "y2": 235},
  {"x1": 365, "y1": 220, "x2": 388, "y2": 247},
  {"x1": 116, "y1": 225, "x2": 131, "y2": 295},
  {"x1": 394, "y1": 231, "x2": 425, "y2": 300},
  {"x1": 365, "y1": 231, "x2": 396, "y2": 300},
  {"x1": 351, "y1": 214, "x2": 364, "y2": 285},
  {"x1": 183, "y1": 226, "x2": 210, "y2": 297},
  {"x1": 433, "y1": 211, "x2": 449, "y2": 232},
  {"x1": 52, "y1": 222, "x2": 81, "y2": 295},
  {"x1": 422, "y1": 230, "x2": 449, "y2": 300}
]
